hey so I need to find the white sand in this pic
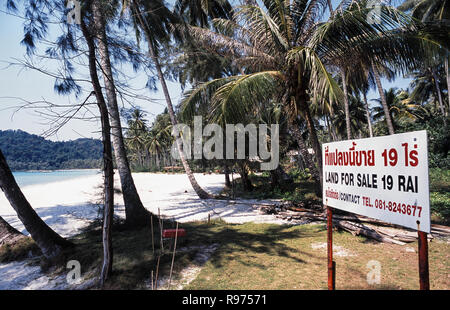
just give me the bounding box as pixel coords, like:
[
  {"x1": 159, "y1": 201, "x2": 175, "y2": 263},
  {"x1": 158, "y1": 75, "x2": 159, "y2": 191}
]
[{"x1": 0, "y1": 172, "x2": 289, "y2": 289}]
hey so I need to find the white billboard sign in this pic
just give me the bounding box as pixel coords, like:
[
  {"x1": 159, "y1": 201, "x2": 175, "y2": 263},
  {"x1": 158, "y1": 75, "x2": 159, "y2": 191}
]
[{"x1": 322, "y1": 130, "x2": 430, "y2": 233}]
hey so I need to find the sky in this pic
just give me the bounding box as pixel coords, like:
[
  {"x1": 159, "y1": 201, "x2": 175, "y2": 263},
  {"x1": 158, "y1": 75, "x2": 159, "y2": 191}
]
[
  {"x1": 0, "y1": 1, "x2": 411, "y2": 142},
  {"x1": 0, "y1": 3, "x2": 182, "y2": 141}
]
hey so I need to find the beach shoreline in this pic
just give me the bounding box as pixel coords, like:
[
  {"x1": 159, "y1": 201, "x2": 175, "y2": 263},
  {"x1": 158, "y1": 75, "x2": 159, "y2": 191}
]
[
  {"x1": 1, "y1": 172, "x2": 287, "y2": 238},
  {"x1": 0, "y1": 172, "x2": 291, "y2": 290}
]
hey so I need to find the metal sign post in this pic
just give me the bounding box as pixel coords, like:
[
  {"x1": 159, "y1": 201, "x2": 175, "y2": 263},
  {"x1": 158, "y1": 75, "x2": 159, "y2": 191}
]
[
  {"x1": 327, "y1": 203, "x2": 335, "y2": 290},
  {"x1": 418, "y1": 231, "x2": 430, "y2": 290}
]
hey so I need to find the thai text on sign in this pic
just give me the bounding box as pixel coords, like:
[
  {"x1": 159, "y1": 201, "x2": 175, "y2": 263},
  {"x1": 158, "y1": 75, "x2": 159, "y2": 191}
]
[{"x1": 322, "y1": 130, "x2": 430, "y2": 233}]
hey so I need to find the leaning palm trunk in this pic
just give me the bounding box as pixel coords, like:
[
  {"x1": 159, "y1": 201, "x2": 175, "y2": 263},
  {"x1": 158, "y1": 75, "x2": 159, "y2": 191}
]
[
  {"x1": 371, "y1": 61, "x2": 395, "y2": 135},
  {"x1": 303, "y1": 106, "x2": 323, "y2": 188},
  {"x1": 81, "y1": 18, "x2": 114, "y2": 286},
  {"x1": 0, "y1": 150, "x2": 71, "y2": 259},
  {"x1": 133, "y1": 2, "x2": 211, "y2": 199},
  {"x1": 295, "y1": 92, "x2": 323, "y2": 188},
  {"x1": 340, "y1": 68, "x2": 352, "y2": 140},
  {"x1": 91, "y1": 0, "x2": 150, "y2": 226},
  {"x1": 0, "y1": 215, "x2": 26, "y2": 246}
]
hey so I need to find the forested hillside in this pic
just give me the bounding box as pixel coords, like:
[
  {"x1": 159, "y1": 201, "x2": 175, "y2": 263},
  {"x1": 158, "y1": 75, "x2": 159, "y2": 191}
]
[{"x1": 0, "y1": 130, "x2": 102, "y2": 170}]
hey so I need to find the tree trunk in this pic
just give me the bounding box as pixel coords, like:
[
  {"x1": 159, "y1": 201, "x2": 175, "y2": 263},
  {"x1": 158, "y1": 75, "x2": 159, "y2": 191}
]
[
  {"x1": 431, "y1": 68, "x2": 446, "y2": 122},
  {"x1": 297, "y1": 98, "x2": 323, "y2": 188},
  {"x1": 371, "y1": 61, "x2": 395, "y2": 135},
  {"x1": 291, "y1": 65, "x2": 323, "y2": 188},
  {"x1": 445, "y1": 56, "x2": 450, "y2": 114},
  {"x1": 224, "y1": 163, "x2": 232, "y2": 188},
  {"x1": 132, "y1": 2, "x2": 211, "y2": 199},
  {"x1": 238, "y1": 162, "x2": 253, "y2": 191},
  {"x1": 288, "y1": 121, "x2": 320, "y2": 184},
  {"x1": 340, "y1": 68, "x2": 352, "y2": 140},
  {"x1": 363, "y1": 92, "x2": 373, "y2": 137},
  {"x1": 0, "y1": 215, "x2": 27, "y2": 247},
  {"x1": 80, "y1": 18, "x2": 114, "y2": 287},
  {"x1": 91, "y1": 0, "x2": 150, "y2": 227},
  {"x1": 0, "y1": 150, "x2": 71, "y2": 259}
]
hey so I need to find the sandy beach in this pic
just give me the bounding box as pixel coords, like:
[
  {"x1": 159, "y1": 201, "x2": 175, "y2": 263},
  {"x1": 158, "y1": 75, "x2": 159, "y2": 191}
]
[
  {"x1": 0, "y1": 172, "x2": 286, "y2": 237},
  {"x1": 0, "y1": 172, "x2": 288, "y2": 290}
]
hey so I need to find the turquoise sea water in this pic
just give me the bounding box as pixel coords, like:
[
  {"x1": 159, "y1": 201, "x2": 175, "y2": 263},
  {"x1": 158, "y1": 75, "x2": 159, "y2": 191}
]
[{"x1": 12, "y1": 169, "x2": 101, "y2": 187}]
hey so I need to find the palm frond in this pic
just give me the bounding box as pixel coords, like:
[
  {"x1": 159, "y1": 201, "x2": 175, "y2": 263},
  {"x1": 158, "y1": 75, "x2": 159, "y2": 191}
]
[{"x1": 209, "y1": 71, "x2": 284, "y2": 124}]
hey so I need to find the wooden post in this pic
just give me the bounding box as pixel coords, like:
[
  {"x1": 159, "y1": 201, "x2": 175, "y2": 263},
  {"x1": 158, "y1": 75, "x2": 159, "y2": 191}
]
[
  {"x1": 418, "y1": 231, "x2": 430, "y2": 290},
  {"x1": 327, "y1": 205, "x2": 335, "y2": 290}
]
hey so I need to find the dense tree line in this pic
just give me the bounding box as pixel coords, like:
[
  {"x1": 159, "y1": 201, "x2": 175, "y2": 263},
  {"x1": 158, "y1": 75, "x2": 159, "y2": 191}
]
[{"x1": 0, "y1": 130, "x2": 102, "y2": 170}]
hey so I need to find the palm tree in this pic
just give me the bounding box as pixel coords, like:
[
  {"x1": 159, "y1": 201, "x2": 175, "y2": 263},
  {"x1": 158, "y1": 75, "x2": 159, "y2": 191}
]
[
  {"x1": 0, "y1": 150, "x2": 71, "y2": 259},
  {"x1": 174, "y1": 0, "x2": 233, "y2": 28},
  {"x1": 181, "y1": 1, "x2": 424, "y2": 187},
  {"x1": 371, "y1": 61, "x2": 396, "y2": 134},
  {"x1": 400, "y1": 0, "x2": 449, "y2": 115},
  {"x1": 372, "y1": 88, "x2": 423, "y2": 130},
  {"x1": 344, "y1": 59, "x2": 396, "y2": 138},
  {"x1": 333, "y1": 94, "x2": 368, "y2": 138},
  {"x1": 409, "y1": 59, "x2": 447, "y2": 119},
  {"x1": 90, "y1": 0, "x2": 151, "y2": 226},
  {"x1": 80, "y1": 14, "x2": 115, "y2": 285},
  {"x1": 125, "y1": 0, "x2": 213, "y2": 199},
  {"x1": 125, "y1": 109, "x2": 150, "y2": 168},
  {"x1": 328, "y1": 1, "x2": 445, "y2": 137},
  {"x1": 147, "y1": 118, "x2": 173, "y2": 170}
]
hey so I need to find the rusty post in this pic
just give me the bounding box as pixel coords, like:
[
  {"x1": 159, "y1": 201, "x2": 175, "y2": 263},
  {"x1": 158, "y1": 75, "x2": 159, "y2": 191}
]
[
  {"x1": 418, "y1": 231, "x2": 430, "y2": 290},
  {"x1": 327, "y1": 205, "x2": 335, "y2": 290}
]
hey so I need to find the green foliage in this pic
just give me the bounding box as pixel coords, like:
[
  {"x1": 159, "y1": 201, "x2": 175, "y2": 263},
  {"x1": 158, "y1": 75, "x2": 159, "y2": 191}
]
[
  {"x1": 225, "y1": 166, "x2": 320, "y2": 207},
  {"x1": 0, "y1": 130, "x2": 103, "y2": 171},
  {"x1": 399, "y1": 113, "x2": 449, "y2": 169},
  {"x1": 429, "y1": 168, "x2": 450, "y2": 223}
]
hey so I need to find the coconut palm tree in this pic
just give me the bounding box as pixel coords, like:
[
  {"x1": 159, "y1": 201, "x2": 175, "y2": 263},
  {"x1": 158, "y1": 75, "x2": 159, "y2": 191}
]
[
  {"x1": 174, "y1": 0, "x2": 233, "y2": 27},
  {"x1": 408, "y1": 57, "x2": 447, "y2": 121},
  {"x1": 90, "y1": 0, "x2": 151, "y2": 227},
  {"x1": 400, "y1": 0, "x2": 449, "y2": 116},
  {"x1": 0, "y1": 150, "x2": 71, "y2": 260},
  {"x1": 333, "y1": 94, "x2": 368, "y2": 138},
  {"x1": 180, "y1": 0, "x2": 426, "y2": 187},
  {"x1": 147, "y1": 118, "x2": 173, "y2": 170},
  {"x1": 372, "y1": 88, "x2": 423, "y2": 130},
  {"x1": 123, "y1": 0, "x2": 215, "y2": 199},
  {"x1": 80, "y1": 14, "x2": 115, "y2": 285},
  {"x1": 125, "y1": 109, "x2": 150, "y2": 168}
]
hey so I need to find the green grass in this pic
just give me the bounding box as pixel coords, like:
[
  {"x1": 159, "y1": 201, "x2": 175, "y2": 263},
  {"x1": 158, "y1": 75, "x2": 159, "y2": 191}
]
[
  {"x1": 184, "y1": 222, "x2": 450, "y2": 290},
  {"x1": 429, "y1": 168, "x2": 450, "y2": 224},
  {"x1": 47, "y1": 219, "x2": 450, "y2": 290},
  {"x1": 59, "y1": 218, "x2": 220, "y2": 289}
]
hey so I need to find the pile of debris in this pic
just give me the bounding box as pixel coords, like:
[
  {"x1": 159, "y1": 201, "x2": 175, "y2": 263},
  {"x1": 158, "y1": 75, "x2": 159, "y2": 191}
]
[{"x1": 257, "y1": 201, "x2": 450, "y2": 245}]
